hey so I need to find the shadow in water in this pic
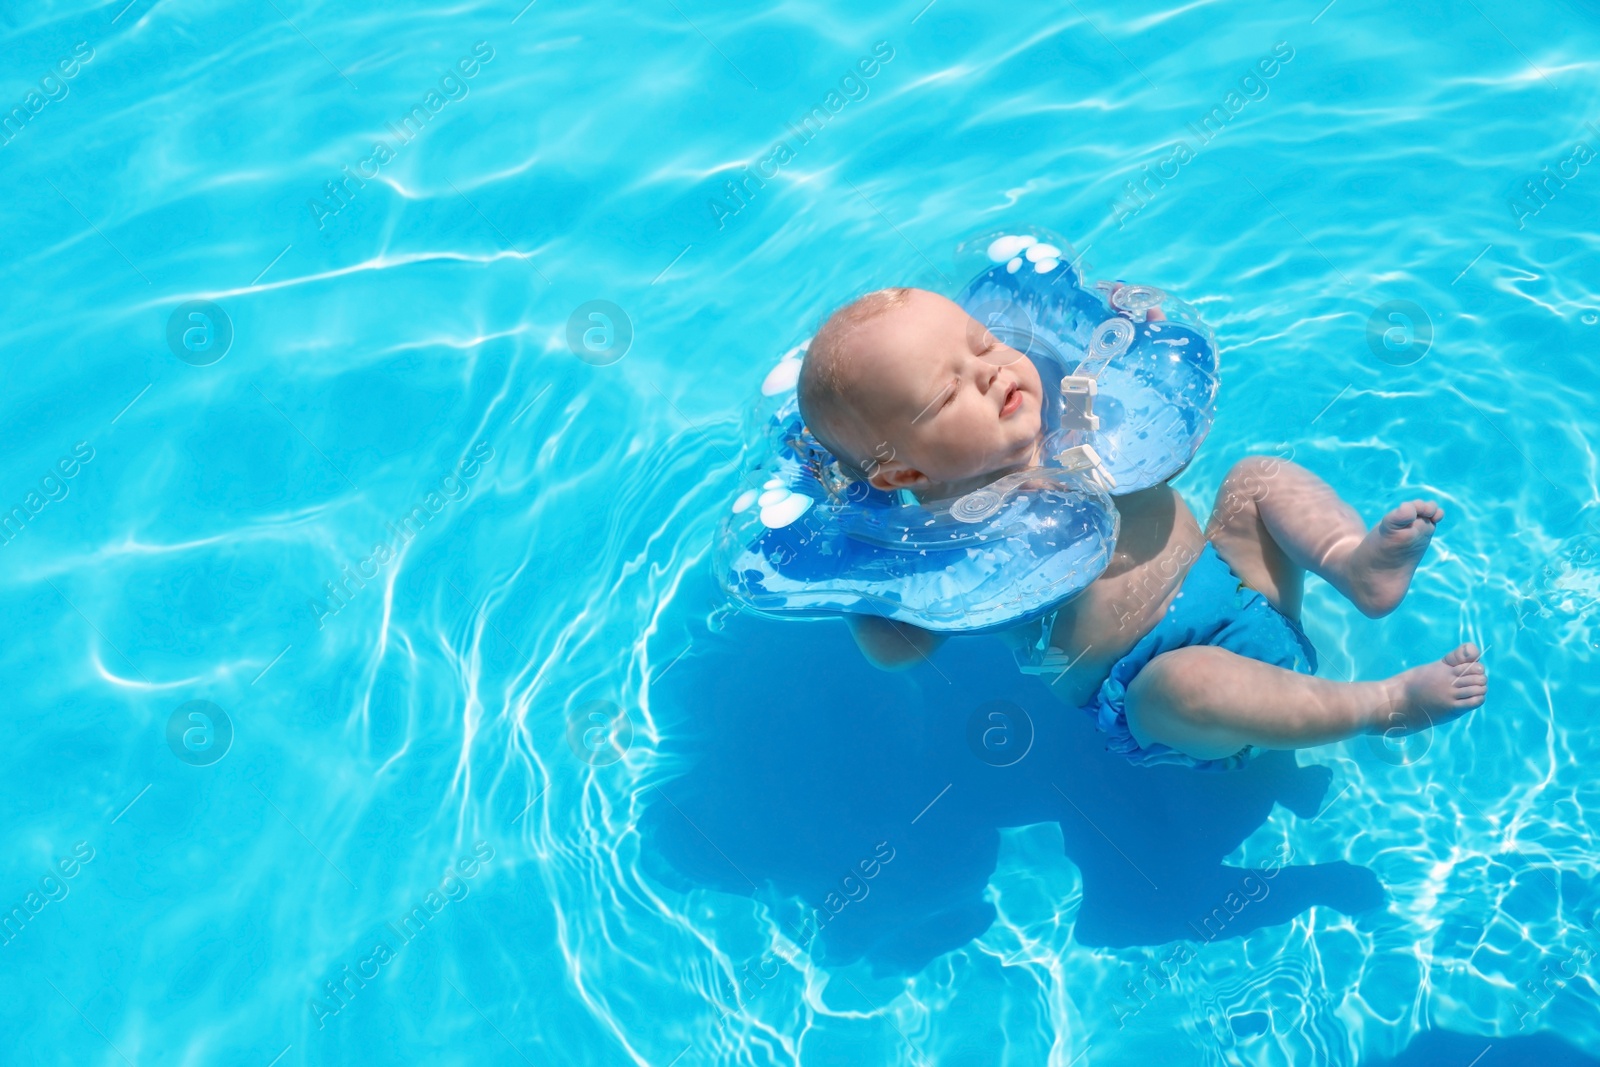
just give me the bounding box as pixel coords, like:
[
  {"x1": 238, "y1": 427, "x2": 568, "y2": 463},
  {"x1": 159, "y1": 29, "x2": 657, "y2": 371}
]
[
  {"x1": 640, "y1": 609, "x2": 1383, "y2": 975},
  {"x1": 1371, "y1": 1031, "x2": 1600, "y2": 1067}
]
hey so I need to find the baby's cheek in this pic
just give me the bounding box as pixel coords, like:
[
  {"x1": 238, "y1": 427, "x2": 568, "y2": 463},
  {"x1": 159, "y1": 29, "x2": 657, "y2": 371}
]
[{"x1": 928, "y1": 430, "x2": 978, "y2": 478}]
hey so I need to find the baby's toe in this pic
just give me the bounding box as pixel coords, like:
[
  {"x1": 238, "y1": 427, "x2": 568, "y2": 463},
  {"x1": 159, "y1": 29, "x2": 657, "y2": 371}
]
[{"x1": 1387, "y1": 501, "x2": 1419, "y2": 526}]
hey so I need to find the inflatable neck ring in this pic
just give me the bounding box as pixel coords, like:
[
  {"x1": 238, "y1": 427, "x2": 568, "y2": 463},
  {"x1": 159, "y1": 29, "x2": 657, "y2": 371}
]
[{"x1": 715, "y1": 228, "x2": 1220, "y2": 635}]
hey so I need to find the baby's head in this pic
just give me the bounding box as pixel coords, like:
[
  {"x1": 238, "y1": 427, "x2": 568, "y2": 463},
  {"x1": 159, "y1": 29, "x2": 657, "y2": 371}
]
[{"x1": 797, "y1": 287, "x2": 1044, "y2": 493}]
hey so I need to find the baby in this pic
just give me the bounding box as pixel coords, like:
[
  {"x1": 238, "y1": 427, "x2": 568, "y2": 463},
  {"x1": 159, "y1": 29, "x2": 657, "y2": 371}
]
[{"x1": 797, "y1": 287, "x2": 1487, "y2": 768}]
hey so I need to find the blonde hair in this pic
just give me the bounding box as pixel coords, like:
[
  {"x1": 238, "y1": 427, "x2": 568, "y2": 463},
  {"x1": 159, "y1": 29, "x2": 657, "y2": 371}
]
[{"x1": 797, "y1": 288, "x2": 913, "y2": 479}]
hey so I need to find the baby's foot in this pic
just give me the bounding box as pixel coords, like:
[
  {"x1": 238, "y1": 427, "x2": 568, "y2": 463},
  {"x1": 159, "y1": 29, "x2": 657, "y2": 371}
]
[
  {"x1": 1342, "y1": 500, "x2": 1444, "y2": 618},
  {"x1": 1377, "y1": 643, "x2": 1487, "y2": 735}
]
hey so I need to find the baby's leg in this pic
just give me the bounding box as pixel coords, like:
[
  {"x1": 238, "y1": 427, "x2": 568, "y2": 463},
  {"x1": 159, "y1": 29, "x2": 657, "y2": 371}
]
[
  {"x1": 1205, "y1": 456, "x2": 1443, "y2": 619},
  {"x1": 1125, "y1": 643, "x2": 1487, "y2": 759}
]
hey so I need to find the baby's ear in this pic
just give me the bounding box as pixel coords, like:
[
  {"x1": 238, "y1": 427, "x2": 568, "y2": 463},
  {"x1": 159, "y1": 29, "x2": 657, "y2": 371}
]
[{"x1": 868, "y1": 464, "x2": 926, "y2": 492}]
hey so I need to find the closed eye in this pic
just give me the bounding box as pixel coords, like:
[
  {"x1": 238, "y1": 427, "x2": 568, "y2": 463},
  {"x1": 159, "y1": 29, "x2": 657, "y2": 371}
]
[{"x1": 912, "y1": 376, "x2": 960, "y2": 425}]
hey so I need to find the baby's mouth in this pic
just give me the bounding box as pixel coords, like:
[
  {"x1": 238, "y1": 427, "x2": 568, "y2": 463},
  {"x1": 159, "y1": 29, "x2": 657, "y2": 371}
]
[{"x1": 999, "y1": 382, "x2": 1022, "y2": 417}]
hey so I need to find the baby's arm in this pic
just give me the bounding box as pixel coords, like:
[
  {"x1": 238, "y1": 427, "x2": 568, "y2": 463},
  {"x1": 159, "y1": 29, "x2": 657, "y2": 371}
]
[{"x1": 846, "y1": 615, "x2": 946, "y2": 671}]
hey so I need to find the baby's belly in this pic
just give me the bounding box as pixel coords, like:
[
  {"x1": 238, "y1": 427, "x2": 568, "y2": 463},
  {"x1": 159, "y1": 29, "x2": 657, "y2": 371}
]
[{"x1": 1034, "y1": 484, "x2": 1207, "y2": 708}]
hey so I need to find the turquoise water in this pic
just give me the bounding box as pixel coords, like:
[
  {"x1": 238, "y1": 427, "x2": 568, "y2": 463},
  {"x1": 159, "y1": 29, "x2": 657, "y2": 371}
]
[{"x1": 2, "y1": 0, "x2": 1599, "y2": 1063}]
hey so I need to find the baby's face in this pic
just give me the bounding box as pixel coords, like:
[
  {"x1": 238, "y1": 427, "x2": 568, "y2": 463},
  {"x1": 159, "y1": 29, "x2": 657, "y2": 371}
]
[{"x1": 840, "y1": 290, "x2": 1044, "y2": 491}]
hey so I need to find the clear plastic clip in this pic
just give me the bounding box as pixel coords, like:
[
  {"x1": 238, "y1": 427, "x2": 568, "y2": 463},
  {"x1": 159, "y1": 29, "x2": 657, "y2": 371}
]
[
  {"x1": 1055, "y1": 443, "x2": 1116, "y2": 493},
  {"x1": 1060, "y1": 375, "x2": 1099, "y2": 432}
]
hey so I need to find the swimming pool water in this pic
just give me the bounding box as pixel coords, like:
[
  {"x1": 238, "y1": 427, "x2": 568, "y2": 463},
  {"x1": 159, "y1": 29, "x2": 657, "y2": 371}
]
[{"x1": 2, "y1": 0, "x2": 1599, "y2": 1064}]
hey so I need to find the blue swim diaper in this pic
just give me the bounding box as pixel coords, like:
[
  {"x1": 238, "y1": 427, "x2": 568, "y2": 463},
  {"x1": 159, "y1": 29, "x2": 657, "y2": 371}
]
[{"x1": 1087, "y1": 542, "x2": 1318, "y2": 772}]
